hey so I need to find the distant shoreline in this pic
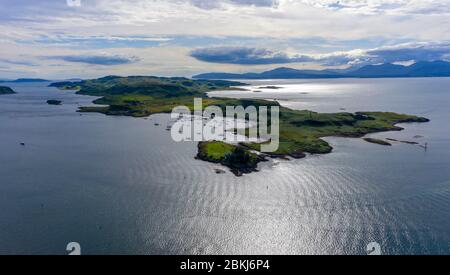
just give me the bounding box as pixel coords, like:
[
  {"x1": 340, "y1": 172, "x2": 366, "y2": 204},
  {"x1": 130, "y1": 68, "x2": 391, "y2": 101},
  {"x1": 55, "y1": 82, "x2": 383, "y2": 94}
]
[
  {"x1": 192, "y1": 75, "x2": 450, "y2": 81},
  {"x1": 193, "y1": 61, "x2": 450, "y2": 80}
]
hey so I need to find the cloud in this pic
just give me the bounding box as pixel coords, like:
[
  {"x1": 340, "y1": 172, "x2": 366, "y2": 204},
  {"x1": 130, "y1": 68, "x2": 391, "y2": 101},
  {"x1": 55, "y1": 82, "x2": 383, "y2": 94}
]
[
  {"x1": 31, "y1": 35, "x2": 172, "y2": 49},
  {"x1": 49, "y1": 55, "x2": 140, "y2": 65},
  {"x1": 0, "y1": 1, "x2": 449, "y2": 79},
  {"x1": 316, "y1": 42, "x2": 450, "y2": 66},
  {"x1": 191, "y1": 43, "x2": 450, "y2": 67},
  {"x1": 191, "y1": 47, "x2": 313, "y2": 65},
  {"x1": 297, "y1": 0, "x2": 450, "y2": 15},
  {"x1": 228, "y1": 0, "x2": 278, "y2": 7},
  {"x1": 178, "y1": 0, "x2": 278, "y2": 9},
  {"x1": 0, "y1": 58, "x2": 36, "y2": 66},
  {"x1": 190, "y1": 46, "x2": 360, "y2": 65},
  {"x1": 367, "y1": 42, "x2": 450, "y2": 63},
  {"x1": 1, "y1": 0, "x2": 446, "y2": 16},
  {"x1": 1, "y1": 0, "x2": 448, "y2": 42}
]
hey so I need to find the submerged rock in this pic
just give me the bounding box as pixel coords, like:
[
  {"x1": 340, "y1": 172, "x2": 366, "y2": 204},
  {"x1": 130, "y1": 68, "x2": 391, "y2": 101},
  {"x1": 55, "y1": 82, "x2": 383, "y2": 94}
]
[
  {"x1": 214, "y1": 169, "x2": 226, "y2": 174},
  {"x1": 364, "y1": 138, "x2": 392, "y2": 146},
  {"x1": 259, "y1": 86, "x2": 282, "y2": 89},
  {"x1": 289, "y1": 151, "x2": 307, "y2": 159},
  {"x1": 387, "y1": 138, "x2": 419, "y2": 145}
]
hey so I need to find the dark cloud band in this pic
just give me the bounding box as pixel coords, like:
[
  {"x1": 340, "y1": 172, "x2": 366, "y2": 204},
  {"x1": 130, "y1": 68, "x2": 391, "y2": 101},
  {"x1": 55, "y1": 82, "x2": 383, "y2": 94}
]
[
  {"x1": 48, "y1": 55, "x2": 140, "y2": 65},
  {"x1": 191, "y1": 43, "x2": 450, "y2": 67},
  {"x1": 191, "y1": 47, "x2": 312, "y2": 65}
]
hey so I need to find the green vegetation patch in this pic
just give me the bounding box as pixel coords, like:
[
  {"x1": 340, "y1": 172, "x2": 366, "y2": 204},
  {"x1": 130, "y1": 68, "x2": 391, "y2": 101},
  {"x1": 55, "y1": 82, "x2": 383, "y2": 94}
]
[
  {"x1": 197, "y1": 141, "x2": 263, "y2": 176},
  {"x1": 197, "y1": 141, "x2": 236, "y2": 162},
  {"x1": 242, "y1": 109, "x2": 428, "y2": 156},
  {"x1": 51, "y1": 76, "x2": 244, "y2": 98},
  {"x1": 52, "y1": 76, "x2": 247, "y2": 117}
]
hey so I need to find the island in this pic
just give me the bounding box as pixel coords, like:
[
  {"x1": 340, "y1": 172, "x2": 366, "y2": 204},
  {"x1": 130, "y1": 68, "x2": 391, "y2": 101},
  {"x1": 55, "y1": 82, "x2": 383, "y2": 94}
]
[
  {"x1": 0, "y1": 86, "x2": 16, "y2": 95},
  {"x1": 46, "y1": 100, "x2": 63, "y2": 105},
  {"x1": 0, "y1": 78, "x2": 49, "y2": 83},
  {"x1": 196, "y1": 141, "x2": 264, "y2": 176},
  {"x1": 259, "y1": 86, "x2": 283, "y2": 89},
  {"x1": 51, "y1": 76, "x2": 430, "y2": 176}
]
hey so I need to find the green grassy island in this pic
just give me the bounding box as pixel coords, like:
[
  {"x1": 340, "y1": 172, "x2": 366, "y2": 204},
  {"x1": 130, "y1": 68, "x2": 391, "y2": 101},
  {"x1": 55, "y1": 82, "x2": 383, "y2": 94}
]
[
  {"x1": 51, "y1": 76, "x2": 430, "y2": 175},
  {"x1": 196, "y1": 141, "x2": 264, "y2": 176},
  {"x1": 0, "y1": 86, "x2": 16, "y2": 95}
]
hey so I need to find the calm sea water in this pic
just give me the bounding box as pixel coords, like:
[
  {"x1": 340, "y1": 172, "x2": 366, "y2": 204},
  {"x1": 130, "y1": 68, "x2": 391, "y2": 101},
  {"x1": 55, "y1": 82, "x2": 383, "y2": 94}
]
[{"x1": 0, "y1": 78, "x2": 449, "y2": 255}]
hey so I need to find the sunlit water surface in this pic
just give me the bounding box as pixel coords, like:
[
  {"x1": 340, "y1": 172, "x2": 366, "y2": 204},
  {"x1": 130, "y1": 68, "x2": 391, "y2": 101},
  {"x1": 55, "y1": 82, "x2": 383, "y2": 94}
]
[{"x1": 0, "y1": 78, "x2": 449, "y2": 255}]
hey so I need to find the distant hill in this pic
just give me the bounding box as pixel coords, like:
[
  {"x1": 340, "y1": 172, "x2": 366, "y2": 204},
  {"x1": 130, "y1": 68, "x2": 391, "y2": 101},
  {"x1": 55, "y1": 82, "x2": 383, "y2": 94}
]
[
  {"x1": 194, "y1": 67, "x2": 344, "y2": 80},
  {"x1": 350, "y1": 63, "x2": 409, "y2": 78},
  {"x1": 193, "y1": 61, "x2": 450, "y2": 79},
  {"x1": 406, "y1": 61, "x2": 450, "y2": 77},
  {"x1": 0, "y1": 78, "x2": 50, "y2": 83},
  {"x1": 12, "y1": 78, "x2": 49, "y2": 83},
  {"x1": 350, "y1": 61, "x2": 450, "y2": 78}
]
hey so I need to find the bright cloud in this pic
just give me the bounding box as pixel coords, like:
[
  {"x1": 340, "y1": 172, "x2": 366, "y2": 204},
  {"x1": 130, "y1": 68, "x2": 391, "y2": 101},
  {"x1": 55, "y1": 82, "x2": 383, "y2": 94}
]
[{"x1": 295, "y1": 0, "x2": 450, "y2": 15}]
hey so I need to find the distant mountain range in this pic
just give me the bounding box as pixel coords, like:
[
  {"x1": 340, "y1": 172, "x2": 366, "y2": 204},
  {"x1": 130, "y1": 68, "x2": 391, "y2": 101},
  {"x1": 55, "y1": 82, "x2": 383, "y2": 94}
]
[
  {"x1": 193, "y1": 61, "x2": 450, "y2": 80},
  {"x1": 0, "y1": 78, "x2": 49, "y2": 83}
]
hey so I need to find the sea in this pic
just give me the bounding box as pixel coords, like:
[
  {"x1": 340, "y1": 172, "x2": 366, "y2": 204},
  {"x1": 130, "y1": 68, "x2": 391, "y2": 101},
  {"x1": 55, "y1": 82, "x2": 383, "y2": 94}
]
[{"x1": 0, "y1": 77, "x2": 449, "y2": 255}]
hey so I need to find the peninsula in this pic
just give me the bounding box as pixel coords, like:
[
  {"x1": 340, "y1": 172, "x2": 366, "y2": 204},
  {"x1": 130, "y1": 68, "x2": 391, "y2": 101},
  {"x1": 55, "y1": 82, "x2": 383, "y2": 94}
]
[{"x1": 51, "y1": 76, "x2": 430, "y2": 175}]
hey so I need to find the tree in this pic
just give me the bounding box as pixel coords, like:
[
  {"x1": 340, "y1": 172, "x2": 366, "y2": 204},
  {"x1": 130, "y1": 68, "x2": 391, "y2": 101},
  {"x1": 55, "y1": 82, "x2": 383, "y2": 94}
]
[{"x1": 224, "y1": 147, "x2": 254, "y2": 167}]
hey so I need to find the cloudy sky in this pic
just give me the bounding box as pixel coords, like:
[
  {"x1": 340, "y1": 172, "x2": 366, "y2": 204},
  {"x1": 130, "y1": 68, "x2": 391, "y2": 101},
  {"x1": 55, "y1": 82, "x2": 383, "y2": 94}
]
[{"x1": 0, "y1": 0, "x2": 449, "y2": 79}]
